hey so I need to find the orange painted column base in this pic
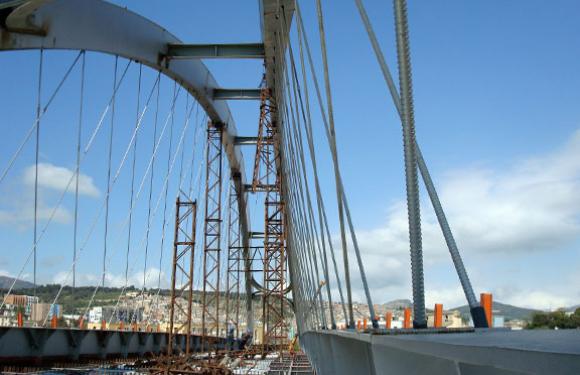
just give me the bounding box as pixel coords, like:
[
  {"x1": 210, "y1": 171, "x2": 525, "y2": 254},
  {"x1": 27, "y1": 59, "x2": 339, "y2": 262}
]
[
  {"x1": 434, "y1": 303, "x2": 443, "y2": 328},
  {"x1": 480, "y1": 293, "x2": 493, "y2": 327},
  {"x1": 385, "y1": 311, "x2": 392, "y2": 329},
  {"x1": 403, "y1": 308, "x2": 412, "y2": 329}
]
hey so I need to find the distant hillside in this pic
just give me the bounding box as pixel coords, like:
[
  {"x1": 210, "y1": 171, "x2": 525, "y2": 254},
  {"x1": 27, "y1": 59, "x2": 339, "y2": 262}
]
[
  {"x1": 453, "y1": 301, "x2": 540, "y2": 322},
  {"x1": 383, "y1": 299, "x2": 412, "y2": 310},
  {"x1": 0, "y1": 284, "x2": 257, "y2": 314},
  {"x1": 0, "y1": 276, "x2": 35, "y2": 290}
]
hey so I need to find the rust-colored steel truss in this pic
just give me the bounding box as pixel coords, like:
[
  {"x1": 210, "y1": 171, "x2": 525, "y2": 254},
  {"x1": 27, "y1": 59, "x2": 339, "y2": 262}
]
[
  {"x1": 168, "y1": 197, "x2": 197, "y2": 356},
  {"x1": 225, "y1": 182, "x2": 241, "y2": 339},
  {"x1": 202, "y1": 121, "x2": 224, "y2": 346},
  {"x1": 252, "y1": 87, "x2": 288, "y2": 348}
]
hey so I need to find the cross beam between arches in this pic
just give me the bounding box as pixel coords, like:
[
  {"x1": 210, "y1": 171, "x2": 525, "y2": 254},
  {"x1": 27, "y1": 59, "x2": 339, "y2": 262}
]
[{"x1": 166, "y1": 43, "x2": 265, "y2": 59}]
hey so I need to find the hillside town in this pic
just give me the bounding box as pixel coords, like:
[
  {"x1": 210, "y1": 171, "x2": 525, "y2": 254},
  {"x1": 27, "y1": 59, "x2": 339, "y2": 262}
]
[{"x1": 1, "y1": 288, "x2": 540, "y2": 337}]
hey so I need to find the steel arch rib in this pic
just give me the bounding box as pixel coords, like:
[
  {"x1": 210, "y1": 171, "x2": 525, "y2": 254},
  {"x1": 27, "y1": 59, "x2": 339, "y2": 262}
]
[{"x1": 0, "y1": 0, "x2": 252, "y2": 305}]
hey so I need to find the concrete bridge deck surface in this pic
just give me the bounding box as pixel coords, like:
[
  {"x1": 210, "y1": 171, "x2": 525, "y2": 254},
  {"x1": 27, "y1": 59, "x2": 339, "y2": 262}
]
[{"x1": 301, "y1": 328, "x2": 580, "y2": 375}]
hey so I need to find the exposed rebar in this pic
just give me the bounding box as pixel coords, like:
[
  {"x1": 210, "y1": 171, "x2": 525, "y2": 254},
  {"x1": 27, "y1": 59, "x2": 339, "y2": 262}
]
[
  {"x1": 355, "y1": 0, "x2": 482, "y2": 322},
  {"x1": 393, "y1": 0, "x2": 426, "y2": 328}
]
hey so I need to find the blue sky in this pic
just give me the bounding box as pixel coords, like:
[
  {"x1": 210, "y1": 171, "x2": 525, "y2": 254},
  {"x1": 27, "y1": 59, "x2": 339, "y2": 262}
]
[{"x1": 0, "y1": 0, "x2": 579, "y2": 311}]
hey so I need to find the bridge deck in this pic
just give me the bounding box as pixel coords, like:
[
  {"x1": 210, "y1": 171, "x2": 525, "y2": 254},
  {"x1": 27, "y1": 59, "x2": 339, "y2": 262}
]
[
  {"x1": 0, "y1": 327, "x2": 227, "y2": 365},
  {"x1": 301, "y1": 329, "x2": 580, "y2": 375}
]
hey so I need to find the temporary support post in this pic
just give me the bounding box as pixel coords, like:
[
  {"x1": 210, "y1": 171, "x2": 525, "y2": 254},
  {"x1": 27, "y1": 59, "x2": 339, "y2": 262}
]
[
  {"x1": 385, "y1": 311, "x2": 392, "y2": 329},
  {"x1": 225, "y1": 182, "x2": 242, "y2": 340},
  {"x1": 403, "y1": 308, "x2": 412, "y2": 329},
  {"x1": 202, "y1": 121, "x2": 224, "y2": 348},
  {"x1": 167, "y1": 197, "x2": 197, "y2": 356},
  {"x1": 253, "y1": 87, "x2": 288, "y2": 349},
  {"x1": 480, "y1": 293, "x2": 493, "y2": 328},
  {"x1": 434, "y1": 303, "x2": 443, "y2": 328}
]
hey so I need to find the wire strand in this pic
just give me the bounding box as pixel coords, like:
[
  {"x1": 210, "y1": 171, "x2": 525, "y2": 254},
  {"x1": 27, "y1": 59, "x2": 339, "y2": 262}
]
[
  {"x1": 32, "y1": 48, "x2": 44, "y2": 297},
  {"x1": 72, "y1": 51, "x2": 86, "y2": 289}
]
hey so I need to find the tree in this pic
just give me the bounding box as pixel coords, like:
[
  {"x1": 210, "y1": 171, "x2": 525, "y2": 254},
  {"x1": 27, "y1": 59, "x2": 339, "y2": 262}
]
[{"x1": 527, "y1": 310, "x2": 580, "y2": 329}]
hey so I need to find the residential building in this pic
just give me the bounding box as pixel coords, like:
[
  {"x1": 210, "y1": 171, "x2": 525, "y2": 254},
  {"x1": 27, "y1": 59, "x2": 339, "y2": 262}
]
[
  {"x1": 89, "y1": 306, "x2": 143, "y2": 323},
  {"x1": 3, "y1": 294, "x2": 39, "y2": 317},
  {"x1": 427, "y1": 310, "x2": 466, "y2": 328},
  {"x1": 31, "y1": 303, "x2": 62, "y2": 322}
]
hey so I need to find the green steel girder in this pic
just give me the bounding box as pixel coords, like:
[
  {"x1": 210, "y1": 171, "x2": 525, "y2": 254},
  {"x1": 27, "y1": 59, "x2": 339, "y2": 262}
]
[{"x1": 167, "y1": 43, "x2": 265, "y2": 59}]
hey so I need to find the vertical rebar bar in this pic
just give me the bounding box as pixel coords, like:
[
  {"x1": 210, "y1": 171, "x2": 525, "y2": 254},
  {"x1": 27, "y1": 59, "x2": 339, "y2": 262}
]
[
  {"x1": 354, "y1": 0, "x2": 485, "y2": 327},
  {"x1": 393, "y1": 0, "x2": 426, "y2": 328}
]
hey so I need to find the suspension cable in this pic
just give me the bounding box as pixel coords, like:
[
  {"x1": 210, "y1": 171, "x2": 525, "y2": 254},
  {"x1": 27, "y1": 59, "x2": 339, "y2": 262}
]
[
  {"x1": 32, "y1": 48, "x2": 44, "y2": 297},
  {"x1": 312, "y1": 0, "x2": 355, "y2": 328},
  {"x1": 99, "y1": 88, "x2": 192, "y2": 325},
  {"x1": 282, "y1": 58, "x2": 327, "y2": 327},
  {"x1": 1, "y1": 57, "x2": 132, "y2": 313},
  {"x1": 294, "y1": 20, "x2": 348, "y2": 326},
  {"x1": 126, "y1": 63, "x2": 143, "y2": 286},
  {"x1": 52, "y1": 68, "x2": 164, "y2": 325},
  {"x1": 283, "y1": 10, "x2": 337, "y2": 328},
  {"x1": 101, "y1": 55, "x2": 119, "y2": 287},
  {"x1": 84, "y1": 61, "x2": 132, "y2": 154},
  {"x1": 297, "y1": 1, "x2": 378, "y2": 327},
  {"x1": 72, "y1": 51, "x2": 86, "y2": 289},
  {"x1": 0, "y1": 50, "x2": 83, "y2": 187},
  {"x1": 156, "y1": 80, "x2": 178, "y2": 289},
  {"x1": 140, "y1": 73, "x2": 165, "y2": 315},
  {"x1": 121, "y1": 95, "x2": 192, "y2": 324},
  {"x1": 146, "y1": 99, "x2": 198, "y2": 326}
]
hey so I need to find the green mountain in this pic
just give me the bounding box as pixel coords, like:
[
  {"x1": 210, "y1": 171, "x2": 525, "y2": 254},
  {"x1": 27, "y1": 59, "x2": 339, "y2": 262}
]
[
  {"x1": 0, "y1": 276, "x2": 35, "y2": 290},
  {"x1": 383, "y1": 299, "x2": 412, "y2": 310},
  {"x1": 452, "y1": 301, "x2": 540, "y2": 322}
]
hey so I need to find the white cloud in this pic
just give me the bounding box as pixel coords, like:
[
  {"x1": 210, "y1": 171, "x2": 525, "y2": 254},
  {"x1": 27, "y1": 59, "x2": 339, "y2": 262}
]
[
  {"x1": 354, "y1": 130, "x2": 580, "y2": 259},
  {"x1": 0, "y1": 204, "x2": 71, "y2": 226},
  {"x1": 52, "y1": 267, "x2": 169, "y2": 290},
  {"x1": 23, "y1": 163, "x2": 100, "y2": 198},
  {"x1": 425, "y1": 287, "x2": 465, "y2": 309},
  {"x1": 417, "y1": 285, "x2": 575, "y2": 311},
  {"x1": 0, "y1": 163, "x2": 100, "y2": 228},
  {"x1": 493, "y1": 286, "x2": 576, "y2": 311},
  {"x1": 342, "y1": 129, "x2": 580, "y2": 307}
]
